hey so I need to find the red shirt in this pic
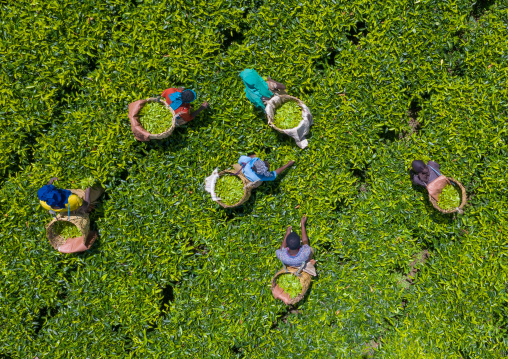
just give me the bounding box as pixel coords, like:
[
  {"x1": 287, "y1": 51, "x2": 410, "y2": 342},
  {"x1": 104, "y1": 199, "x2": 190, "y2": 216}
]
[{"x1": 161, "y1": 88, "x2": 192, "y2": 122}]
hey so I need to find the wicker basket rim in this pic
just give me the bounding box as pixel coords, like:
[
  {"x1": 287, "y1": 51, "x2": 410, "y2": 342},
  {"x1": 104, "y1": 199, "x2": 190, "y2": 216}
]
[
  {"x1": 141, "y1": 97, "x2": 177, "y2": 137},
  {"x1": 266, "y1": 95, "x2": 308, "y2": 132},
  {"x1": 215, "y1": 170, "x2": 250, "y2": 208},
  {"x1": 271, "y1": 267, "x2": 311, "y2": 305},
  {"x1": 46, "y1": 215, "x2": 90, "y2": 249},
  {"x1": 429, "y1": 177, "x2": 467, "y2": 214}
]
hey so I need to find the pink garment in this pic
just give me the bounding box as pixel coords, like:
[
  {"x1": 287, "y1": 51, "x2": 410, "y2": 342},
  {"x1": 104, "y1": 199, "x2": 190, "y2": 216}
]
[{"x1": 58, "y1": 231, "x2": 97, "y2": 253}]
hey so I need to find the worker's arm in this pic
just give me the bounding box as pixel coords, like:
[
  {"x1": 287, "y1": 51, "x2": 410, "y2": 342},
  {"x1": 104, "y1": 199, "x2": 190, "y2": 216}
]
[
  {"x1": 267, "y1": 76, "x2": 286, "y2": 90},
  {"x1": 274, "y1": 161, "x2": 295, "y2": 176},
  {"x1": 280, "y1": 226, "x2": 292, "y2": 250},
  {"x1": 189, "y1": 101, "x2": 209, "y2": 120},
  {"x1": 301, "y1": 216, "x2": 309, "y2": 245},
  {"x1": 47, "y1": 177, "x2": 59, "y2": 185}
]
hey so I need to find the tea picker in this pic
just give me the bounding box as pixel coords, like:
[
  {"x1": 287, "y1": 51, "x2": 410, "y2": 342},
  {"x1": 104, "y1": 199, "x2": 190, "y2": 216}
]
[
  {"x1": 411, "y1": 160, "x2": 467, "y2": 214},
  {"x1": 37, "y1": 177, "x2": 104, "y2": 253},
  {"x1": 271, "y1": 216, "x2": 317, "y2": 305},
  {"x1": 128, "y1": 87, "x2": 209, "y2": 141},
  {"x1": 161, "y1": 87, "x2": 209, "y2": 125},
  {"x1": 236, "y1": 153, "x2": 295, "y2": 184},
  {"x1": 240, "y1": 68, "x2": 314, "y2": 149},
  {"x1": 204, "y1": 153, "x2": 295, "y2": 208},
  {"x1": 240, "y1": 68, "x2": 287, "y2": 110},
  {"x1": 38, "y1": 177, "x2": 103, "y2": 217}
]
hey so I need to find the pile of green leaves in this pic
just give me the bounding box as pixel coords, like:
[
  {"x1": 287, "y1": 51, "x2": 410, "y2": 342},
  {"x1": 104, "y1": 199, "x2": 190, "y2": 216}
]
[
  {"x1": 52, "y1": 221, "x2": 82, "y2": 239},
  {"x1": 273, "y1": 101, "x2": 302, "y2": 129},
  {"x1": 138, "y1": 102, "x2": 173, "y2": 134},
  {"x1": 215, "y1": 175, "x2": 244, "y2": 205},
  {"x1": 1, "y1": 0, "x2": 507, "y2": 357},
  {"x1": 276, "y1": 273, "x2": 303, "y2": 299},
  {"x1": 438, "y1": 184, "x2": 461, "y2": 210}
]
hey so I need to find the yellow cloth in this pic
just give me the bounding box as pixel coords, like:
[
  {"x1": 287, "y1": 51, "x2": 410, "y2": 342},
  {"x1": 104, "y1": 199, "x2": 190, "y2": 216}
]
[{"x1": 40, "y1": 194, "x2": 83, "y2": 212}]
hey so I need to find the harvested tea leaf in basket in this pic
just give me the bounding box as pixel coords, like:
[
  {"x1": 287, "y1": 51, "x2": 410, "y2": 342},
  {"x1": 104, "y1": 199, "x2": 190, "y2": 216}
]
[
  {"x1": 215, "y1": 175, "x2": 244, "y2": 206},
  {"x1": 438, "y1": 184, "x2": 461, "y2": 210},
  {"x1": 138, "y1": 102, "x2": 173, "y2": 134},
  {"x1": 273, "y1": 101, "x2": 302, "y2": 129},
  {"x1": 277, "y1": 273, "x2": 302, "y2": 299},
  {"x1": 53, "y1": 221, "x2": 82, "y2": 239}
]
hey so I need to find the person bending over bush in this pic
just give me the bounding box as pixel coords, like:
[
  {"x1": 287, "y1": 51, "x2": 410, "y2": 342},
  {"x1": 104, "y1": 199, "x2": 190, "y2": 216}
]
[
  {"x1": 38, "y1": 177, "x2": 103, "y2": 215},
  {"x1": 276, "y1": 216, "x2": 313, "y2": 267},
  {"x1": 161, "y1": 87, "x2": 209, "y2": 125},
  {"x1": 236, "y1": 153, "x2": 294, "y2": 183},
  {"x1": 410, "y1": 160, "x2": 441, "y2": 187},
  {"x1": 240, "y1": 69, "x2": 286, "y2": 111}
]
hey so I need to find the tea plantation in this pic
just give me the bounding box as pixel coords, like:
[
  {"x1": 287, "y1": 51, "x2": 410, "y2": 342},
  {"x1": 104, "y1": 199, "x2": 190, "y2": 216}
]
[{"x1": 1, "y1": 0, "x2": 508, "y2": 357}]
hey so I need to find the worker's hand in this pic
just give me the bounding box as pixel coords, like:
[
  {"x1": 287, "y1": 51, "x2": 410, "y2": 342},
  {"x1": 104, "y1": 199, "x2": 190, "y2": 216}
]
[
  {"x1": 286, "y1": 225, "x2": 292, "y2": 234},
  {"x1": 301, "y1": 216, "x2": 307, "y2": 226},
  {"x1": 287, "y1": 160, "x2": 295, "y2": 167},
  {"x1": 48, "y1": 177, "x2": 59, "y2": 185},
  {"x1": 201, "y1": 101, "x2": 209, "y2": 109}
]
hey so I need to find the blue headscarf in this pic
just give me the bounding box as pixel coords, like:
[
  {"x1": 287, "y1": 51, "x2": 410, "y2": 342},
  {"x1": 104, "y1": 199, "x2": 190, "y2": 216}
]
[
  {"x1": 168, "y1": 89, "x2": 197, "y2": 111},
  {"x1": 37, "y1": 185, "x2": 72, "y2": 209},
  {"x1": 252, "y1": 159, "x2": 273, "y2": 178}
]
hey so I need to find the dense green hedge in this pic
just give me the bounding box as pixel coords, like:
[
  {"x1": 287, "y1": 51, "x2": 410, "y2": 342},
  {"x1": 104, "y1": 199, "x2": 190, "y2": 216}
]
[{"x1": 1, "y1": 0, "x2": 507, "y2": 357}]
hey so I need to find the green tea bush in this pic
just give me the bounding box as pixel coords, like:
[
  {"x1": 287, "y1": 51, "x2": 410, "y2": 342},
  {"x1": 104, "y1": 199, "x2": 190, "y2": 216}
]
[{"x1": 1, "y1": 0, "x2": 507, "y2": 357}]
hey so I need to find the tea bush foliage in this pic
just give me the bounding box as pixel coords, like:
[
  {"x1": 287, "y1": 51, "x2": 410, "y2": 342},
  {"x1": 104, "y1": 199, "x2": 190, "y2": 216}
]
[{"x1": 1, "y1": 0, "x2": 507, "y2": 357}]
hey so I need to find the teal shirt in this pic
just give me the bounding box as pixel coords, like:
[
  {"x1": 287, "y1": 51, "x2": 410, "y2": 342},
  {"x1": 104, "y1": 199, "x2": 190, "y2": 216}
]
[{"x1": 240, "y1": 69, "x2": 273, "y2": 110}]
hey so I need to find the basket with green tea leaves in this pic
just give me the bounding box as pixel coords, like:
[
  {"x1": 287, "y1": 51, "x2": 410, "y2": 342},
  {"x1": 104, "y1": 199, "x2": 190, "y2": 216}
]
[
  {"x1": 273, "y1": 101, "x2": 302, "y2": 129},
  {"x1": 276, "y1": 273, "x2": 303, "y2": 299},
  {"x1": 138, "y1": 101, "x2": 174, "y2": 134},
  {"x1": 438, "y1": 184, "x2": 461, "y2": 210},
  {"x1": 52, "y1": 220, "x2": 82, "y2": 239},
  {"x1": 46, "y1": 213, "x2": 92, "y2": 251},
  {"x1": 428, "y1": 177, "x2": 467, "y2": 214},
  {"x1": 271, "y1": 265, "x2": 312, "y2": 305},
  {"x1": 265, "y1": 95, "x2": 313, "y2": 149},
  {"x1": 215, "y1": 174, "x2": 244, "y2": 206}
]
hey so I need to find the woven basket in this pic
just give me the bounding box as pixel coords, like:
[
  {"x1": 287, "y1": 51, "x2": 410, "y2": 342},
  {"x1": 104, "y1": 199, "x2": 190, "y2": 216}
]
[
  {"x1": 46, "y1": 213, "x2": 92, "y2": 252},
  {"x1": 216, "y1": 165, "x2": 261, "y2": 209},
  {"x1": 428, "y1": 177, "x2": 467, "y2": 214},
  {"x1": 271, "y1": 266, "x2": 312, "y2": 305},
  {"x1": 265, "y1": 95, "x2": 313, "y2": 148},
  {"x1": 143, "y1": 98, "x2": 178, "y2": 140}
]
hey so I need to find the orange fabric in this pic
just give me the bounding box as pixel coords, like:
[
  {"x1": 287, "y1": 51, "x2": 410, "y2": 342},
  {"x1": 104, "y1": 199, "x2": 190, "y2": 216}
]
[{"x1": 161, "y1": 88, "x2": 192, "y2": 122}]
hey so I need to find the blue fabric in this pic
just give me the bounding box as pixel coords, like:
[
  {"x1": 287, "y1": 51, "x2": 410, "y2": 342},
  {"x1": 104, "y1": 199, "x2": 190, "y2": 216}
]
[
  {"x1": 168, "y1": 91, "x2": 183, "y2": 111},
  {"x1": 240, "y1": 69, "x2": 273, "y2": 110},
  {"x1": 37, "y1": 185, "x2": 72, "y2": 209},
  {"x1": 168, "y1": 89, "x2": 196, "y2": 111},
  {"x1": 276, "y1": 245, "x2": 312, "y2": 267},
  {"x1": 238, "y1": 156, "x2": 277, "y2": 182}
]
